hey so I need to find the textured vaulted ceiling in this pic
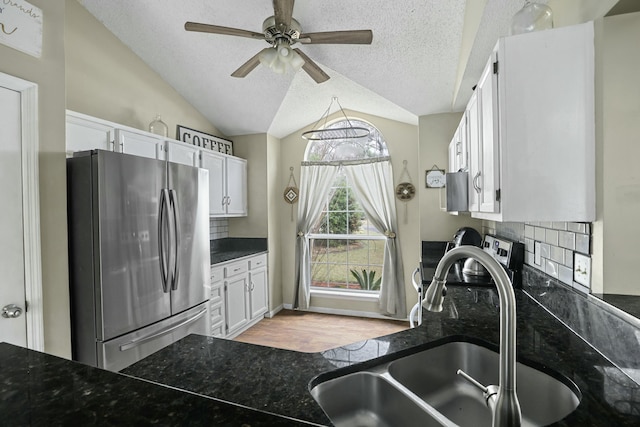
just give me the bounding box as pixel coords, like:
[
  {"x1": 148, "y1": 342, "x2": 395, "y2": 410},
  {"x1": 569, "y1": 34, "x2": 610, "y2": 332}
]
[{"x1": 78, "y1": 0, "x2": 548, "y2": 138}]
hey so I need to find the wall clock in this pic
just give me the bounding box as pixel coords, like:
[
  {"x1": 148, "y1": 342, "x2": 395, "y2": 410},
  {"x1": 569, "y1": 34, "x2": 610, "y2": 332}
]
[{"x1": 425, "y1": 167, "x2": 446, "y2": 188}]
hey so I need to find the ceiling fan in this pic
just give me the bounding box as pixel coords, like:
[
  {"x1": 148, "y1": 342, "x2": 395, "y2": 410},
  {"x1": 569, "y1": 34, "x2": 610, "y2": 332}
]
[{"x1": 184, "y1": 0, "x2": 373, "y2": 84}]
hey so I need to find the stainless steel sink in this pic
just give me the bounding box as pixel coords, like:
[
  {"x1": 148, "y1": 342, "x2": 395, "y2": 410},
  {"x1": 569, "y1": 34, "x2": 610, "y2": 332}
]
[
  {"x1": 388, "y1": 341, "x2": 581, "y2": 426},
  {"x1": 310, "y1": 371, "x2": 452, "y2": 427},
  {"x1": 310, "y1": 339, "x2": 581, "y2": 427}
]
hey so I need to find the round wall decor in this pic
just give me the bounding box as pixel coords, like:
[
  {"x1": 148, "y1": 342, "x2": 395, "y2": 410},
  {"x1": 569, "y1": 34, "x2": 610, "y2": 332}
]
[{"x1": 395, "y1": 182, "x2": 416, "y2": 201}]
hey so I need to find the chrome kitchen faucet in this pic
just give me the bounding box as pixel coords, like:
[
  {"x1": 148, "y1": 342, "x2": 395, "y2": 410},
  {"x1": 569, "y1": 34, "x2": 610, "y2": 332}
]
[{"x1": 424, "y1": 246, "x2": 522, "y2": 427}]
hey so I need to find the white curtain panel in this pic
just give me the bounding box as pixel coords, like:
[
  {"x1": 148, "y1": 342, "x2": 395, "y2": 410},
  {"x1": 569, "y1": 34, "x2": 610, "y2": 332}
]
[
  {"x1": 293, "y1": 163, "x2": 340, "y2": 309},
  {"x1": 344, "y1": 160, "x2": 407, "y2": 319}
]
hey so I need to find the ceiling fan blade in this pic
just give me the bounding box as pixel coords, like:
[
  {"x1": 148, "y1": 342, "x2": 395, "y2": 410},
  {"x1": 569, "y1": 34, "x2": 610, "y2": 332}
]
[
  {"x1": 231, "y1": 51, "x2": 263, "y2": 78},
  {"x1": 185, "y1": 22, "x2": 265, "y2": 41},
  {"x1": 273, "y1": 0, "x2": 294, "y2": 29},
  {"x1": 298, "y1": 30, "x2": 373, "y2": 45},
  {"x1": 293, "y1": 49, "x2": 329, "y2": 84}
]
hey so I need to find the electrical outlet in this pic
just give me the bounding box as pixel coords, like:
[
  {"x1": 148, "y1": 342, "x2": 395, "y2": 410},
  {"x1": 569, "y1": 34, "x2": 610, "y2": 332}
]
[
  {"x1": 534, "y1": 241, "x2": 542, "y2": 266},
  {"x1": 574, "y1": 253, "x2": 591, "y2": 287}
]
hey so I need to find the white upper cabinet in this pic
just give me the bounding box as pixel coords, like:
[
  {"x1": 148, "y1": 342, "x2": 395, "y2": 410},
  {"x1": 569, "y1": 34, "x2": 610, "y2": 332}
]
[
  {"x1": 166, "y1": 140, "x2": 199, "y2": 167},
  {"x1": 454, "y1": 22, "x2": 595, "y2": 222},
  {"x1": 66, "y1": 111, "x2": 115, "y2": 156},
  {"x1": 200, "y1": 150, "x2": 247, "y2": 218},
  {"x1": 225, "y1": 156, "x2": 248, "y2": 216},
  {"x1": 448, "y1": 118, "x2": 466, "y2": 173},
  {"x1": 475, "y1": 51, "x2": 500, "y2": 215},
  {"x1": 466, "y1": 91, "x2": 481, "y2": 213},
  {"x1": 66, "y1": 111, "x2": 248, "y2": 218},
  {"x1": 201, "y1": 150, "x2": 227, "y2": 216},
  {"x1": 115, "y1": 129, "x2": 166, "y2": 160}
]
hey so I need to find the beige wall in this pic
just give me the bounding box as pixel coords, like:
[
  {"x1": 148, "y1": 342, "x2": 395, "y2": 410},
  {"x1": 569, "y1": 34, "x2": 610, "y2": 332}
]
[
  {"x1": 229, "y1": 134, "x2": 268, "y2": 238},
  {"x1": 0, "y1": 1, "x2": 69, "y2": 357},
  {"x1": 266, "y1": 134, "x2": 283, "y2": 311},
  {"x1": 547, "y1": 0, "x2": 619, "y2": 27},
  {"x1": 228, "y1": 133, "x2": 284, "y2": 312},
  {"x1": 598, "y1": 11, "x2": 640, "y2": 294},
  {"x1": 419, "y1": 113, "x2": 482, "y2": 242},
  {"x1": 65, "y1": 0, "x2": 223, "y2": 138},
  {"x1": 278, "y1": 110, "x2": 421, "y2": 317}
]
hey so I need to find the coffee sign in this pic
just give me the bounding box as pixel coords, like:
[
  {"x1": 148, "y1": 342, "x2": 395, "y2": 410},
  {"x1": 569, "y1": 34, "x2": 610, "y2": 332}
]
[
  {"x1": 177, "y1": 125, "x2": 233, "y2": 156},
  {"x1": 0, "y1": 0, "x2": 42, "y2": 58}
]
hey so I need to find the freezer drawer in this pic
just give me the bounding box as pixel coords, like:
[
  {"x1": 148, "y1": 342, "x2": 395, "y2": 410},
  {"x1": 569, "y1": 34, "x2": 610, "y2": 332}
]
[{"x1": 98, "y1": 302, "x2": 210, "y2": 372}]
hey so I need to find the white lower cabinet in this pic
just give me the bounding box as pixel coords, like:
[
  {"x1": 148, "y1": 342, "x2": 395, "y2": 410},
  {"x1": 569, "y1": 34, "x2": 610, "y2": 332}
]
[
  {"x1": 210, "y1": 253, "x2": 268, "y2": 339},
  {"x1": 209, "y1": 267, "x2": 225, "y2": 338}
]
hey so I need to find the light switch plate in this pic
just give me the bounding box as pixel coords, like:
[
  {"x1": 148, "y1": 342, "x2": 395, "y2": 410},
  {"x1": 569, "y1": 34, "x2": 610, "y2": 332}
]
[
  {"x1": 574, "y1": 252, "x2": 591, "y2": 287},
  {"x1": 534, "y1": 241, "x2": 542, "y2": 266}
]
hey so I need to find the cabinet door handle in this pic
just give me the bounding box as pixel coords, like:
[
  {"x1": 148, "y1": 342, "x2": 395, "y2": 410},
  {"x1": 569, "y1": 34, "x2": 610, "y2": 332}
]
[
  {"x1": 473, "y1": 171, "x2": 482, "y2": 193},
  {"x1": 226, "y1": 196, "x2": 231, "y2": 206}
]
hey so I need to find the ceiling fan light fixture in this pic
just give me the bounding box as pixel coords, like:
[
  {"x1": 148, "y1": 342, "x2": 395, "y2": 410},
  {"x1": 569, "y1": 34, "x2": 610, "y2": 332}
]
[
  {"x1": 258, "y1": 47, "x2": 278, "y2": 67},
  {"x1": 258, "y1": 41, "x2": 304, "y2": 74},
  {"x1": 289, "y1": 50, "x2": 305, "y2": 71}
]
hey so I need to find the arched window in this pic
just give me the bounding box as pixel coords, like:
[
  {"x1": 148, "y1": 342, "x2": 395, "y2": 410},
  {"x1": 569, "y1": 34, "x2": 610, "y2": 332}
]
[{"x1": 304, "y1": 119, "x2": 389, "y2": 294}]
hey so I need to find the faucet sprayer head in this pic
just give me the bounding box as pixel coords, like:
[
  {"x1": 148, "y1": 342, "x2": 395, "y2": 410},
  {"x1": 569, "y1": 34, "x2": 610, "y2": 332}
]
[{"x1": 424, "y1": 278, "x2": 447, "y2": 312}]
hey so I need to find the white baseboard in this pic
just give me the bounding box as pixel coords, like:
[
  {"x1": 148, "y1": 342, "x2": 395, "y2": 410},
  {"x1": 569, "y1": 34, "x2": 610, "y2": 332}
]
[
  {"x1": 266, "y1": 304, "x2": 284, "y2": 318},
  {"x1": 281, "y1": 303, "x2": 407, "y2": 322}
]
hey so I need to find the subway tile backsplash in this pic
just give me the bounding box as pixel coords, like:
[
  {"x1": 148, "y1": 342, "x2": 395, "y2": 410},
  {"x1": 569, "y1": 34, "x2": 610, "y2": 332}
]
[
  {"x1": 486, "y1": 221, "x2": 592, "y2": 293},
  {"x1": 209, "y1": 218, "x2": 229, "y2": 240}
]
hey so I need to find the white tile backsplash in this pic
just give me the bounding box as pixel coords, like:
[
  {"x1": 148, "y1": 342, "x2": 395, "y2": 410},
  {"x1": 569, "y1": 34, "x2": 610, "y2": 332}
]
[
  {"x1": 558, "y1": 231, "x2": 576, "y2": 250},
  {"x1": 540, "y1": 243, "x2": 551, "y2": 259},
  {"x1": 209, "y1": 218, "x2": 229, "y2": 240},
  {"x1": 545, "y1": 259, "x2": 559, "y2": 278},
  {"x1": 525, "y1": 225, "x2": 535, "y2": 239},
  {"x1": 575, "y1": 233, "x2": 590, "y2": 254},
  {"x1": 545, "y1": 229, "x2": 559, "y2": 246},
  {"x1": 558, "y1": 265, "x2": 574, "y2": 285},
  {"x1": 494, "y1": 221, "x2": 593, "y2": 291},
  {"x1": 568, "y1": 223, "x2": 587, "y2": 233},
  {"x1": 550, "y1": 245, "x2": 565, "y2": 264}
]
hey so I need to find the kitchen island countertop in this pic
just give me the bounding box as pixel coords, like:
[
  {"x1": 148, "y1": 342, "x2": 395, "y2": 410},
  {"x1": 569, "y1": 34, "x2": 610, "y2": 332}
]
[{"x1": 3, "y1": 286, "x2": 640, "y2": 425}]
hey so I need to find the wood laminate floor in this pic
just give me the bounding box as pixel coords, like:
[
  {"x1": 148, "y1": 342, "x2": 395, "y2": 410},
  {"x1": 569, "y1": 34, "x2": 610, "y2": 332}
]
[{"x1": 234, "y1": 310, "x2": 409, "y2": 353}]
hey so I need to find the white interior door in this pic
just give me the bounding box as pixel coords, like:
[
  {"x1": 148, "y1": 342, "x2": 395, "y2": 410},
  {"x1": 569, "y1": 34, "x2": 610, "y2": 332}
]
[{"x1": 0, "y1": 85, "x2": 27, "y2": 346}]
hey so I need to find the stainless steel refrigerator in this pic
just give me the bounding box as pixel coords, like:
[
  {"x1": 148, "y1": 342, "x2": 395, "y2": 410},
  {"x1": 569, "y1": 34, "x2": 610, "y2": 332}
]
[{"x1": 67, "y1": 150, "x2": 210, "y2": 371}]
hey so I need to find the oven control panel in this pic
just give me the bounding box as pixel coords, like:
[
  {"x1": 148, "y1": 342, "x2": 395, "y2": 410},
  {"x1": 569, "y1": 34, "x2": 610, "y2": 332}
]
[{"x1": 482, "y1": 235, "x2": 523, "y2": 270}]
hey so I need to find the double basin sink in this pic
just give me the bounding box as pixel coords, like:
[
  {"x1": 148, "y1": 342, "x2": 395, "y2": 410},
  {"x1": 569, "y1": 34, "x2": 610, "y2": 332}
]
[{"x1": 310, "y1": 338, "x2": 581, "y2": 427}]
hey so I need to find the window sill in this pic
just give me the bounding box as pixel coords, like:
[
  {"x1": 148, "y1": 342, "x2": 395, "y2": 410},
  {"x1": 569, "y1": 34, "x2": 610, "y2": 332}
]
[{"x1": 310, "y1": 288, "x2": 380, "y2": 302}]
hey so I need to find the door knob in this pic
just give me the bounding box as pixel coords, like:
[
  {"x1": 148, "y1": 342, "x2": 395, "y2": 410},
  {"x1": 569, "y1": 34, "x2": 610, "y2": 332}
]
[{"x1": 1, "y1": 304, "x2": 23, "y2": 319}]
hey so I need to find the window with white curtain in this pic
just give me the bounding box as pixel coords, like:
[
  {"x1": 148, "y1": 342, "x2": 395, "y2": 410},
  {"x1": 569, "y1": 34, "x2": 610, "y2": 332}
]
[{"x1": 305, "y1": 119, "x2": 389, "y2": 295}]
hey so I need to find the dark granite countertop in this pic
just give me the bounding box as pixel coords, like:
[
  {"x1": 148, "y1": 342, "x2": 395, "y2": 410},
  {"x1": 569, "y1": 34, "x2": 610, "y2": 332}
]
[
  {"x1": 0, "y1": 342, "x2": 317, "y2": 426},
  {"x1": 591, "y1": 293, "x2": 640, "y2": 322},
  {"x1": 122, "y1": 286, "x2": 640, "y2": 426},
  {"x1": 4, "y1": 286, "x2": 640, "y2": 425},
  {"x1": 210, "y1": 237, "x2": 268, "y2": 265}
]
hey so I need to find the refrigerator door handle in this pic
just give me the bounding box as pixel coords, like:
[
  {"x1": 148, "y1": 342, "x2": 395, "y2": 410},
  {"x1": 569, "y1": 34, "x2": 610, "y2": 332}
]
[
  {"x1": 118, "y1": 306, "x2": 208, "y2": 352},
  {"x1": 168, "y1": 189, "x2": 181, "y2": 291},
  {"x1": 158, "y1": 189, "x2": 171, "y2": 293}
]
